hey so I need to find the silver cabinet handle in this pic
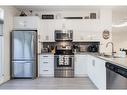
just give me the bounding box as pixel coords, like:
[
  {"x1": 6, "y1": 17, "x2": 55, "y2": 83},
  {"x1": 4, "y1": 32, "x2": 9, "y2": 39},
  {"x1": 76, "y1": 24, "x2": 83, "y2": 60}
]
[
  {"x1": 24, "y1": 21, "x2": 27, "y2": 23},
  {"x1": 74, "y1": 57, "x2": 76, "y2": 62},
  {"x1": 43, "y1": 70, "x2": 49, "y2": 71},
  {"x1": 92, "y1": 59, "x2": 95, "y2": 66},
  {"x1": 43, "y1": 62, "x2": 48, "y2": 64},
  {"x1": 24, "y1": 24, "x2": 27, "y2": 27},
  {"x1": 43, "y1": 56, "x2": 48, "y2": 57}
]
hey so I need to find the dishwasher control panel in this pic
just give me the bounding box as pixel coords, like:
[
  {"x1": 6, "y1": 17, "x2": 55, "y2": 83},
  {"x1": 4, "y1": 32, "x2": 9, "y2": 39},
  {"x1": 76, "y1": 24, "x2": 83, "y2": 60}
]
[{"x1": 106, "y1": 62, "x2": 127, "y2": 78}]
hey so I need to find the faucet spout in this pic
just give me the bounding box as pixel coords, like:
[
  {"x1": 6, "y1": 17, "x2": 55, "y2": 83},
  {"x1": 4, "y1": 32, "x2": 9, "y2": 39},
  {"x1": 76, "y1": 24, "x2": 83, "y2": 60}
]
[{"x1": 106, "y1": 42, "x2": 115, "y2": 57}]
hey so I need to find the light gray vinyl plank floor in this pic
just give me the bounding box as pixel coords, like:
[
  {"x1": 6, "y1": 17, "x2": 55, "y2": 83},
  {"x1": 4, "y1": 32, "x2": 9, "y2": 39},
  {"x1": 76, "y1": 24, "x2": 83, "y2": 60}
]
[{"x1": 0, "y1": 77, "x2": 97, "y2": 90}]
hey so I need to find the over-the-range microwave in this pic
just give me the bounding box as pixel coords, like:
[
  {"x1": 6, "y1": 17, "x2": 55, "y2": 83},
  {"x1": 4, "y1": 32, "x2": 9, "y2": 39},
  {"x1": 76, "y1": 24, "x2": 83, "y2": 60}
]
[{"x1": 55, "y1": 30, "x2": 73, "y2": 41}]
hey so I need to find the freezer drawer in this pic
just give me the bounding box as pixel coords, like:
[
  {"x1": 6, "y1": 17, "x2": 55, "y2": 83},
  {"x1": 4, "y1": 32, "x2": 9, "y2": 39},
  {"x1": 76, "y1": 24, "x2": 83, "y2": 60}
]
[{"x1": 12, "y1": 61, "x2": 36, "y2": 78}]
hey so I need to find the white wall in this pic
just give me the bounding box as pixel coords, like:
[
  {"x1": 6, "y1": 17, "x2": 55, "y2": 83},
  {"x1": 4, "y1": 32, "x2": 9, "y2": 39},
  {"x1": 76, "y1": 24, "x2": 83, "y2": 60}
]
[
  {"x1": 112, "y1": 9, "x2": 127, "y2": 52},
  {"x1": 0, "y1": 6, "x2": 17, "y2": 84},
  {"x1": 99, "y1": 7, "x2": 112, "y2": 53}
]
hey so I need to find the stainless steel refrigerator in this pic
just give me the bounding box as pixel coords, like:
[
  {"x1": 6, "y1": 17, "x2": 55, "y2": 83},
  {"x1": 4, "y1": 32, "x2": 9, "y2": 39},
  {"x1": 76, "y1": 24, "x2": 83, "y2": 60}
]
[{"x1": 11, "y1": 30, "x2": 37, "y2": 79}]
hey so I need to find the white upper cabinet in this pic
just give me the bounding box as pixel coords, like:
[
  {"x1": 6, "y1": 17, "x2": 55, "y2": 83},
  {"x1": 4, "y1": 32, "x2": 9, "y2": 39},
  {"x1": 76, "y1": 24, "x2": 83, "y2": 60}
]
[
  {"x1": 41, "y1": 20, "x2": 55, "y2": 42},
  {"x1": 40, "y1": 19, "x2": 67, "y2": 42},
  {"x1": 40, "y1": 19, "x2": 101, "y2": 42},
  {"x1": 13, "y1": 16, "x2": 40, "y2": 30},
  {"x1": 71, "y1": 20, "x2": 101, "y2": 41}
]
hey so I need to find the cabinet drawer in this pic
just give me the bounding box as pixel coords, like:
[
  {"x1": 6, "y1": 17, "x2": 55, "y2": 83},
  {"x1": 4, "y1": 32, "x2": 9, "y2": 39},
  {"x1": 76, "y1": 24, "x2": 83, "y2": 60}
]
[
  {"x1": 40, "y1": 68, "x2": 54, "y2": 75},
  {"x1": 40, "y1": 60, "x2": 54, "y2": 69},
  {"x1": 40, "y1": 59, "x2": 53, "y2": 63},
  {"x1": 41, "y1": 60, "x2": 52, "y2": 64},
  {"x1": 40, "y1": 60, "x2": 50, "y2": 64},
  {"x1": 41, "y1": 55, "x2": 54, "y2": 58},
  {"x1": 40, "y1": 55, "x2": 54, "y2": 61},
  {"x1": 40, "y1": 59, "x2": 54, "y2": 65},
  {"x1": 40, "y1": 63, "x2": 53, "y2": 69}
]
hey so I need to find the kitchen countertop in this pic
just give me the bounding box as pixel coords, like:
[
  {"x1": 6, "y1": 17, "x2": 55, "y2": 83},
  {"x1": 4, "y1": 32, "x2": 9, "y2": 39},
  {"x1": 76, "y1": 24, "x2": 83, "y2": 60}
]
[
  {"x1": 96, "y1": 55, "x2": 127, "y2": 69},
  {"x1": 74, "y1": 52, "x2": 127, "y2": 69},
  {"x1": 86, "y1": 53, "x2": 127, "y2": 69}
]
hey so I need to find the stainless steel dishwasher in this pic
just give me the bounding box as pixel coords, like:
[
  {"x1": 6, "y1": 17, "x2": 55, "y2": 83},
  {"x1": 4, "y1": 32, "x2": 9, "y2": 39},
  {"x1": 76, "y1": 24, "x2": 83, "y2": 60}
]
[{"x1": 106, "y1": 62, "x2": 127, "y2": 89}]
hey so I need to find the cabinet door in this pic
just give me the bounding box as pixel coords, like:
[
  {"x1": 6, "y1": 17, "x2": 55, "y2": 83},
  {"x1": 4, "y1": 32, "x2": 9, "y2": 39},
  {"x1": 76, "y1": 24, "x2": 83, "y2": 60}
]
[
  {"x1": 87, "y1": 55, "x2": 92, "y2": 78},
  {"x1": 13, "y1": 17, "x2": 25, "y2": 29},
  {"x1": 41, "y1": 20, "x2": 55, "y2": 42},
  {"x1": 24, "y1": 17, "x2": 39, "y2": 29},
  {"x1": 74, "y1": 55, "x2": 87, "y2": 77},
  {"x1": 13, "y1": 17, "x2": 39, "y2": 29},
  {"x1": 87, "y1": 55, "x2": 106, "y2": 90},
  {"x1": 87, "y1": 56, "x2": 96, "y2": 82},
  {"x1": 94, "y1": 58, "x2": 106, "y2": 89},
  {"x1": 71, "y1": 20, "x2": 100, "y2": 41}
]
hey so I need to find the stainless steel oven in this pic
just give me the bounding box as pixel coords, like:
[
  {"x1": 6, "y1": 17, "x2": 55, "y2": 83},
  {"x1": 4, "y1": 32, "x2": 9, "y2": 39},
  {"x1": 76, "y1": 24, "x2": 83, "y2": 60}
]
[
  {"x1": 54, "y1": 55, "x2": 74, "y2": 78},
  {"x1": 55, "y1": 55, "x2": 74, "y2": 69},
  {"x1": 55, "y1": 30, "x2": 73, "y2": 41}
]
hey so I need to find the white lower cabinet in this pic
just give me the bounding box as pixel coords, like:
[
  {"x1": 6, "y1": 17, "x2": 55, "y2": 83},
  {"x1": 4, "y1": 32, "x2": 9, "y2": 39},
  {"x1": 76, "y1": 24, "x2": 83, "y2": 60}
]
[
  {"x1": 40, "y1": 54, "x2": 54, "y2": 77},
  {"x1": 87, "y1": 55, "x2": 106, "y2": 89},
  {"x1": 74, "y1": 54, "x2": 88, "y2": 77},
  {"x1": 39, "y1": 53, "x2": 106, "y2": 89},
  {"x1": 87, "y1": 55, "x2": 96, "y2": 83}
]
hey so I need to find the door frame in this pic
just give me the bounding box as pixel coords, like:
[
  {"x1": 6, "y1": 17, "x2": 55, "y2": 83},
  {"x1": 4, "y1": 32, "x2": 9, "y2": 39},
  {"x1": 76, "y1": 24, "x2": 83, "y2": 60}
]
[{"x1": 0, "y1": 8, "x2": 4, "y2": 84}]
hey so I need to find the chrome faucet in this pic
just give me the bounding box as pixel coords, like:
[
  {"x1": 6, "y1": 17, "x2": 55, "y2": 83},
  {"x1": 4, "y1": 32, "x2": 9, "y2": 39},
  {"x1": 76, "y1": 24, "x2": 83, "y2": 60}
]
[{"x1": 106, "y1": 42, "x2": 115, "y2": 57}]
